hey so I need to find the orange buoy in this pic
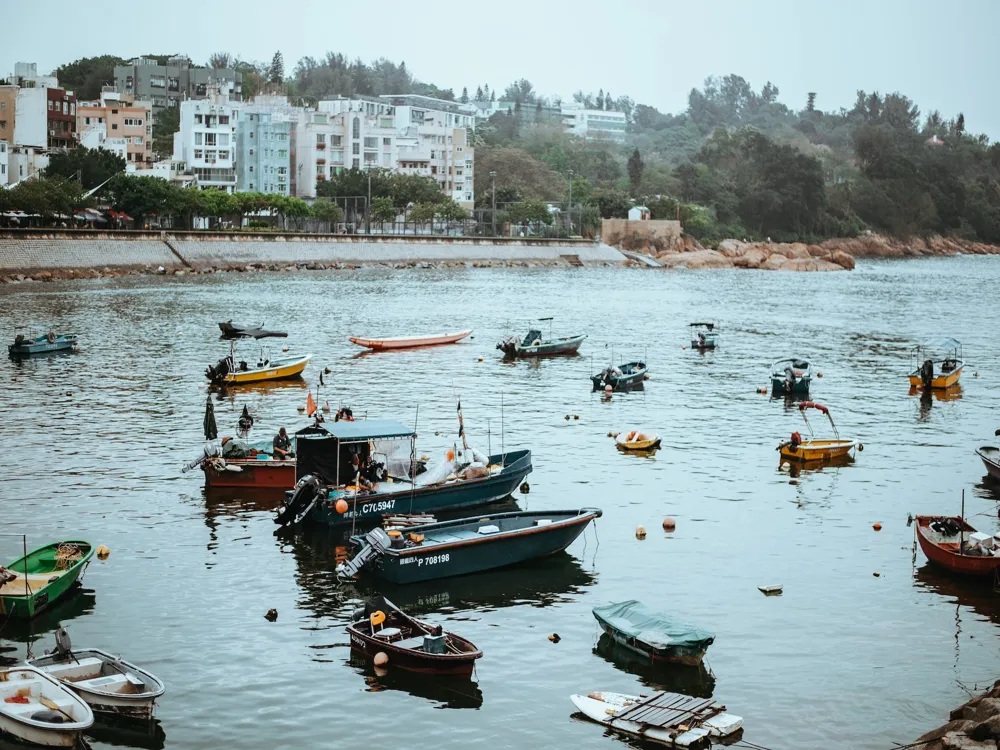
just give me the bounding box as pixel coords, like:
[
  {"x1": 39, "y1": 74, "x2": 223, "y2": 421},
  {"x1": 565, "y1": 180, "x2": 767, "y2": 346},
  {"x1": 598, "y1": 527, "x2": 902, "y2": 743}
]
[
  {"x1": 873, "y1": 522, "x2": 882, "y2": 531},
  {"x1": 335, "y1": 499, "x2": 349, "y2": 514},
  {"x1": 374, "y1": 652, "x2": 389, "y2": 667},
  {"x1": 662, "y1": 518, "x2": 676, "y2": 531}
]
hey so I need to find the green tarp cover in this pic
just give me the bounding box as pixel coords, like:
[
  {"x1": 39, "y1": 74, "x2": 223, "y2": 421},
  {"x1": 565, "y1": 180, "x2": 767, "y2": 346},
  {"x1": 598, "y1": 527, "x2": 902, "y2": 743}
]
[{"x1": 592, "y1": 600, "x2": 715, "y2": 650}]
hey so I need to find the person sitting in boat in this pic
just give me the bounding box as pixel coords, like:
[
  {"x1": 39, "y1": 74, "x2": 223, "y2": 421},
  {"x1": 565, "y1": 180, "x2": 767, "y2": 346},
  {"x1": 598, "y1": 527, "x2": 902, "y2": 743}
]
[{"x1": 272, "y1": 427, "x2": 294, "y2": 459}]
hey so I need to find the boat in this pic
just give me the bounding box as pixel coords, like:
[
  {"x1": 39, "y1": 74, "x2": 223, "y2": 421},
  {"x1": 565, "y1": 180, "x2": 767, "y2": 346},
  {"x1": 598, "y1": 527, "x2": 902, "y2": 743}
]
[
  {"x1": 978, "y1": 445, "x2": 1000, "y2": 481},
  {"x1": 275, "y1": 416, "x2": 532, "y2": 528},
  {"x1": 205, "y1": 335, "x2": 309, "y2": 387},
  {"x1": 348, "y1": 329, "x2": 473, "y2": 350},
  {"x1": 346, "y1": 595, "x2": 482, "y2": 677},
  {"x1": 689, "y1": 323, "x2": 718, "y2": 349},
  {"x1": 571, "y1": 690, "x2": 743, "y2": 749},
  {"x1": 218, "y1": 320, "x2": 288, "y2": 339},
  {"x1": 909, "y1": 338, "x2": 964, "y2": 390},
  {"x1": 777, "y1": 401, "x2": 857, "y2": 463},
  {"x1": 591, "y1": 361, "x2": 647, "y2": 390},
  {"x1": 915, "y1": 515, "x2": 1000, "y2": 577},
  {"x1": 770, "y1": 357, "x2": 811, "y2": 395},
  {"x1": 0, "y1": 542, "x2": 94, "y2": 620},
  {"x1": 497, "y1": 319, "x2": 586, "y2": 358},
  {"x1": 27, "y1": 628, "x2": 165, "y2": 719},
  {"x1": 616, "y1": 430, "x2": 661, "y2": 451},
  {"x1": 337, "y1": 508, "x2": 602, "y2": 583},
  {"x1": 8, "y1": 330, "x2": 78, "y2": 357},
  {"x1": 591, "y1": 600, "x2": 715, "y2": 666},
  {"x1": 0, "y1": 666, "x2": 94, "y2": 747}
]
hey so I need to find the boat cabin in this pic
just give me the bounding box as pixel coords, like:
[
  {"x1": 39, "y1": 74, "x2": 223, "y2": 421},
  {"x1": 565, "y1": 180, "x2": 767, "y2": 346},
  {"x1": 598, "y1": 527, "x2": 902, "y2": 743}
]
[{"x1": 295, "y1": 419, "x2": 416, "y2": 487}]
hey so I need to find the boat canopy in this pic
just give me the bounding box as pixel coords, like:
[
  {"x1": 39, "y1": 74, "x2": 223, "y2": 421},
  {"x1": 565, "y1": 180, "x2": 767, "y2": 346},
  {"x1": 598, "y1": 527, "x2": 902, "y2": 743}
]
[{"x1": 593, "y1": 600, "x2": 715, "y2": 650}]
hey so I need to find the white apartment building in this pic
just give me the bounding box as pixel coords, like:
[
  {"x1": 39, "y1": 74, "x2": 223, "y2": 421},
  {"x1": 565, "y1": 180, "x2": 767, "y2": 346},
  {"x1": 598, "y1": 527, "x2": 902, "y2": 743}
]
[
  {"x1": 173, "y1": 91, "x2": 239, "y2": 192},
  {"x1": 561, "y1": 103, "x2": 627, "y2": 142}
]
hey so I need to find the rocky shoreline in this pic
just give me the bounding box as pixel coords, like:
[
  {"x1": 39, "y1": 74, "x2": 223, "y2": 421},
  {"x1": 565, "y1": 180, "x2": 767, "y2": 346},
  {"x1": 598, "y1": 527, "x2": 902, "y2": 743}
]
[{"x1": 914, "y1": 680, "x2": 1000, "y2": 749}]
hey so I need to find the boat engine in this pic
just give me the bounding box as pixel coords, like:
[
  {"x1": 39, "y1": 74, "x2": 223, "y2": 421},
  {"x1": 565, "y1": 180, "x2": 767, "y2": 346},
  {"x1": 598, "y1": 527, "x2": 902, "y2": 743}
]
[
  {"x1": 274, "y1": 474, "x2": 325, "y2": 527},
  {"x1": 206, "y1": 355, "x2": 234, "y2": 384},
  {"x1": 920, "y1": 359, "x2": 934, "y2": 389}
]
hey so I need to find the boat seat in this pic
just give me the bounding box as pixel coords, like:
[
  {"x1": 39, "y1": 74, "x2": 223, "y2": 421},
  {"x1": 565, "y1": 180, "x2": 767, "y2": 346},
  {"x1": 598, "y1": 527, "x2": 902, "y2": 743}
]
[
  {"x1": 38, "y1": 657, "x2": 104, "y2": 681},
  {"x1": 373, "y1": 627, "x2": 402, "y2": 640}
]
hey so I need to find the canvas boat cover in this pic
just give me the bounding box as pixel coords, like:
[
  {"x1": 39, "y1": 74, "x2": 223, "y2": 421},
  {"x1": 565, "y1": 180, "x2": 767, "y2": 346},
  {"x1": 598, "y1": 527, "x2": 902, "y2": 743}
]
[{"x1": 592, "y1": 600, "x2": 715, "y2": 650}]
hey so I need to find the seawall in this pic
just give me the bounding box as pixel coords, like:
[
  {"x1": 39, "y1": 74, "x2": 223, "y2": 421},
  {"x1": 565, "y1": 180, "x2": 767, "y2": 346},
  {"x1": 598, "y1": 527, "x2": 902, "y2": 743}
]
[{"x1": 0, "y1": 230, "x2": 626, "y2": 276}]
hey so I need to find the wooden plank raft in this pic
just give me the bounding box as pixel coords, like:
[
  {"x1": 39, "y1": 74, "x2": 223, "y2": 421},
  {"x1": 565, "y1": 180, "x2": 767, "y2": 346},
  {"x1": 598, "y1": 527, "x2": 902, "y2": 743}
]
[{"x1": 615, "y1": 692, "x2": 724, "y2": 729}]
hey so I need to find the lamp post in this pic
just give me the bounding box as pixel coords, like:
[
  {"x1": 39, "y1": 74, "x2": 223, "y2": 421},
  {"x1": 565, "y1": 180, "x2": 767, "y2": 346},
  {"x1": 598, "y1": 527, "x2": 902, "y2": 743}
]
[
  {"x1": 489, "y1": 170, "x2": 497, "y2": 237},
  {"x1": 567, "y1": 169, "x2": 574, "y2": 237}
]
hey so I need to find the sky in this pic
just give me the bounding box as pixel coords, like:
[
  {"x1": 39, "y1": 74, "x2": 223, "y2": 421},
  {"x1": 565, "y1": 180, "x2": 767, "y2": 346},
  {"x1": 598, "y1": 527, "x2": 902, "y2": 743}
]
[{"x1": 4, "y1": 0, "x2": 1000, "y2": 138}]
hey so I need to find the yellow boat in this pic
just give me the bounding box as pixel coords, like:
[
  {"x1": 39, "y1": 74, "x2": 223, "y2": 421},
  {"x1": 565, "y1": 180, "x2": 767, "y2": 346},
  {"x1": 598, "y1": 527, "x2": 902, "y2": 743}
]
[
  {"x1": 778, "y1": 401, "x2": 858, "y2": 463},
  {"x1": 221, "y1": 354, "x2": 310, "y2": 385},
  {"x1": 908, "y1": 338, "x2": 963, "y2": 390},
  {"x1": 616, "y1": 430, "x2": 662, "y2": 451}
]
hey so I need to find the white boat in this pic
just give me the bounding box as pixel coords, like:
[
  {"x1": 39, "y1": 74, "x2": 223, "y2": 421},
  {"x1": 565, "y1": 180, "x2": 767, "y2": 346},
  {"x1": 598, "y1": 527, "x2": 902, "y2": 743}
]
[
  {"x1": 28, "y1": 630, "x2": 165, "y2": 719},
  {"x1": 572, "y1": 690, "x2": 743, "y2": 748},
  {"x1": 0, "y1": 666, "x2": 93, "y2": 747}
]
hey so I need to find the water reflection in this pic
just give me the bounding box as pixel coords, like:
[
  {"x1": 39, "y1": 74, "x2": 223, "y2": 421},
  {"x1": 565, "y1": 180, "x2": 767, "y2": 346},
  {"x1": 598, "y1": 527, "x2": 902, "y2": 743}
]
[
  {"x1": 347, "y1": 654, "x2": 483, "y2": 709},
  {"x1": 592, "y1": 633, "x2": 716, "y2": 698}
]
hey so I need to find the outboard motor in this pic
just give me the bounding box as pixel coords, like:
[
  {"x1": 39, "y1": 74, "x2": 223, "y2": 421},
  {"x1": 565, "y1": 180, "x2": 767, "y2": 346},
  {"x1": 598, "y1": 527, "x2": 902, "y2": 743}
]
[
  {"x1": 920, "y1": 359, "x2": 934, "y2": 389},
  {"x1": 274, "y1": 474, "x2": 325, "y2": 527}
]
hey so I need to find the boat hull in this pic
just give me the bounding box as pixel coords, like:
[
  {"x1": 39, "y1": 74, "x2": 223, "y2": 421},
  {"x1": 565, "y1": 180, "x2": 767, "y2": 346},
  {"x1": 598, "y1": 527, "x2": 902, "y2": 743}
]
[
  {"x1": 916, "y1": 516, "x2": 1000, "y2": 576},
  {"x1": 0, "y1": 542, "x2": 93, "y2": 620},
  {"x1": 309, "y1": 450, "x2": 532, "y2": 527},
  {"x1": 349, "y1": 330, "x2": 472, "y2": 350},
  {"x1": 221, "y1": 356, "x2": 310, "y2": 385},
  {"x1": 203, "y1": 460, "x2": 296, "y2": 488},
  {"x1": 779, "y1": 439, "x2": 856, "y2": 463},
  {"x1": 366, "y1": 510, "x2": 599, "y2": 584},
  {"x1": 909, "y1": 363, "x2": 963, "y2": 390},
  {"x1": 979, "y1": 447, "x2": 1000, "y2": 481}
]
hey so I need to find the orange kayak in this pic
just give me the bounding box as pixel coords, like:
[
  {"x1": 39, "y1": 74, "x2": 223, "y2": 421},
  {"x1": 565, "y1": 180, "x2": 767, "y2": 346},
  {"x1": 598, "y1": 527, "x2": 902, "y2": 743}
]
[{"x1": 349, "y1": 329, "x2": 473, "y2": 350}]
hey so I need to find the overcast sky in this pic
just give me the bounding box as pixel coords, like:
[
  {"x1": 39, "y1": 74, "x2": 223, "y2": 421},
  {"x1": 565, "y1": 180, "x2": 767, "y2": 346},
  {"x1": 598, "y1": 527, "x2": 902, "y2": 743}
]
[{"x1": 5, "y1": 0, "x2": 999, "y2": 137}]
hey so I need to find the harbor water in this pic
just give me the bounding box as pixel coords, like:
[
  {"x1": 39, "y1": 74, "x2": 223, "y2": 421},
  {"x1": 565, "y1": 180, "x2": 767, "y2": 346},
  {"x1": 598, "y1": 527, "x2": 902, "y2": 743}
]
[{"x1": 2, "y1": 257, "x2": 1000, "y2": 749}]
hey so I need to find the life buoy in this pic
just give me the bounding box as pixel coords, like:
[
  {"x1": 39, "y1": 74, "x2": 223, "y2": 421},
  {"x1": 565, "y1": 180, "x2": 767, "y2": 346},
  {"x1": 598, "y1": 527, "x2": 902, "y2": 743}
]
[{"x1": 47, "y1": 332, "x2": 56, "y2": 344}]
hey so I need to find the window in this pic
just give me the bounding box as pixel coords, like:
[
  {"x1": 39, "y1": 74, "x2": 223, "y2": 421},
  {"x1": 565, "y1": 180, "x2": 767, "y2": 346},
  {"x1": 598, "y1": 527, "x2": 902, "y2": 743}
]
[
  {"x1": 195, "y1": 132, "x2": 203, "y2": 145},
  {"x1": 352, "y1": 117, "x2": 360, "y2": 139},
  {"x1": 352, "y1": 143, "x2": 359, "y2": 155},
  {"x1": 364, "y1": 137, "x2": 377, "y2": 148}
]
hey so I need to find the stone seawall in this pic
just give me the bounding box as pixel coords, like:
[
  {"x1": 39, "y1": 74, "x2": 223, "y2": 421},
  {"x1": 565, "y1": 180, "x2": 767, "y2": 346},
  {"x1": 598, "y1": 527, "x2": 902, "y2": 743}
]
[{"x1": 0, "y1": 231, "x2": 625, "y2": 276}]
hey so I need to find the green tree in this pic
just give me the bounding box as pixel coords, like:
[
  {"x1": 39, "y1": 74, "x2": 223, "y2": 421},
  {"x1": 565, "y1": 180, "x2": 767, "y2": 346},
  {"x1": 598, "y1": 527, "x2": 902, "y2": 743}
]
[
  {"x1": 626, "y1": 148, "x2": 644, "y2": 192},
  {"x1": 44, "y1": 147, "x2": 126, "y2": 190}
]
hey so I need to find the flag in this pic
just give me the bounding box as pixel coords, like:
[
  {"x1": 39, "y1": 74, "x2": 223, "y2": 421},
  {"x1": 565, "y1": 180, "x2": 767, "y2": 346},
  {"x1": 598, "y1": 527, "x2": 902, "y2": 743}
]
[{"x1": 306, "y1": 392, "x2": 317, "y2": 417}]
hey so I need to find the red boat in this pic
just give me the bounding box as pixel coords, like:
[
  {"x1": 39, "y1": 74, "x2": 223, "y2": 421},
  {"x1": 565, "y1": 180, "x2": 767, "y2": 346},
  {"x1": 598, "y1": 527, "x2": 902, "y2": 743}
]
[
  {"x1": 203, "y1": 458, "x2": 295, "y2": 489},
  {"x1": 915, "y1": 515, "x2": 1000, "y2": 576}
]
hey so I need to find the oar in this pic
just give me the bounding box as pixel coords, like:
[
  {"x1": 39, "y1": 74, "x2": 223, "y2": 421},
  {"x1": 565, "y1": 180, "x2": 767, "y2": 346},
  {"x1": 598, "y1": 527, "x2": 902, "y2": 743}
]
[{"x1": 39, "y1": 696, "x2": 75, "y2": 722}]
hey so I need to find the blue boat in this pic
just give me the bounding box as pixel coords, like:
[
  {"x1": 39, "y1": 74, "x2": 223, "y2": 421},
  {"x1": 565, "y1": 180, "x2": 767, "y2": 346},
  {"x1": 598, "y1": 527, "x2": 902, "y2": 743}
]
[
  {"x1": 8, "y1": 330, "x2": 79, "y2": 357},
  {"x1": 274, "y1": 419, "x2": 533, "y2": 528}
]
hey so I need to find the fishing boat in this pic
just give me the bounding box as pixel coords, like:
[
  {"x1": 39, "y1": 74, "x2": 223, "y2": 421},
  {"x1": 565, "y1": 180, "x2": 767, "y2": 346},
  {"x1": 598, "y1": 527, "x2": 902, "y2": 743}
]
[
  {"x1": 218, "y1": 321, "x2": 287, "y2": 339},
  {"x1": 346, "y1": 595, "x2": 482, "y2": 677},
  {"x1": 777, "y1": 401, "x2": 857, "y2": 463},
  {"x1": 616, "y1": 431, "x2": 661, "y2": 451},
  {"x1": 591, "y1": 362, "x2": 647, "y2": 390},
  {"x1": 0, "y1": 666, "x2": 94, "y2": 747},
  {"x1": 348, "y1": 329, "x2": 473, "y2": 350},
  {"x1": 689, "y1": 323, "x2": 718, "y2": 349},
  {"x1": 592, "y1": 600, "x2": 715, "y2": 666},
  {"x1": 497, "y1": 318, "x2": 586, "y2": 358},
  {"x1": 770, "y1": 357, "x2": 811, "y2": 395},
  {"x1": 27, "y1": 629, "x2": 165, "y2": 719},
  {"x1": 204, "y1": 333, "x2": 309, "y2": 387},
  {"x1": 909, "y1": 338, "x2": 964, "y2": 390},
  {"x1": 337, "y1": 508, "x2": 601, "y2": 583},
  {"x1": 571, "y1": 690, "x2": 743, "y2": 749},
  {"x1": 8, "y1": 330, "x2": 78, "y2": 357},
  {"x1": 915, "y1": 515, "x2": 1000, "y2": 577},
  {"x1": 0, "y1": 542, "x2": 93, "y2": 620},
  {"x1": 275, "y1": 416, "x2": 532, "y2": 528},
  {"x1": 978, "y1": 444, "x2": 1000, "y2": 481}
]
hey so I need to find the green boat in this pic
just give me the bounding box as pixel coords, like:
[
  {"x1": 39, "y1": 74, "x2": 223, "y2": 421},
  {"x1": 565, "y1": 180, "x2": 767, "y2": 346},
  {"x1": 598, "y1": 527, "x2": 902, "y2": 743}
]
[{"x1": 0, "y1": 541, "x2": 94, "y2": 619}]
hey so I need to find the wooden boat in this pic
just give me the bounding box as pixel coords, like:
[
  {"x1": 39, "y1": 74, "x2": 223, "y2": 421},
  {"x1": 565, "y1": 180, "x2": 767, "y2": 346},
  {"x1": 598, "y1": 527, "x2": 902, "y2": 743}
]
[
  {"x1": 689, "y1": 322, "x2": 717, "y2": 349},
  {"x1": 909, "y1": 338, "x2": 964, "y2": 390},
  {"x1": 497, "y1": 321, "x2": 586, "y2": 358},
  {"x1": 771, "y1": 357, "x2": 811, "y2": 395},
  {"x1": 616, "y1": 431, "x2": 661, "y2": 451},
  {"x1": 0, "y1": 666, "x2": 94, "y2": 747},
  {"x1": 978, "y1": 446, "x2": 1000, "y2": 481},
  {"x1": 591, "y1": 361, "x2": 647, "y2": 390},
  {"x1": 346, "y1": 596, "x2": 482, "y2": 676},
  {"x1": 0, "y1": 542, "x2": 93, "y2": 620},
  {"x1": 348, "y1": 329, "x2": 472, "y2": 350},
  {"x1": 28, "y1": 629, "x2": 165, "y2": 719},
  {"x1": 205, "y1": 350, "x2": 310, "y2": 386},
  {"x1": 571, "y1": 690, "x2": 743, "y2": 749},
  {"x1": 276, "y1": 419, "x2": 532, "y2": 528},
  {"x1": 8, "y1": 331, "x2": 78, "y2": 357},
  {"x1": 592, "y1": 600, "x2": 714, "y2": 666},
  {"x1": 777, "y1": 401, "x2": 857, "y2": 463},
  {"x1": 915, "y1": 515, "x2": 1000, "y2": 576},
  {"x1": 337, "y1": 508, "x2": 602, "y2": 583}
]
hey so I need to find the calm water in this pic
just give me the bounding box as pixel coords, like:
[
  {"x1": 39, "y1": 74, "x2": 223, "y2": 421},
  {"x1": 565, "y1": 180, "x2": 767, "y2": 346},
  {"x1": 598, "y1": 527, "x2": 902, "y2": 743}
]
[{"x1": 2, "y1": 257, "x2": 1000, "y2": 750}]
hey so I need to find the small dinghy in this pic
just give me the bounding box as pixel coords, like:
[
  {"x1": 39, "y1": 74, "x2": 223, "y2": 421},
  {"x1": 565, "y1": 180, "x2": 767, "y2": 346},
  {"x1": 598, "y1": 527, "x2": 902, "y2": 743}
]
[
  {"x1": 591, "y1": 361, "x2": 647, "y2": 390},
  {"x1": 28, "y1": 629, "x2": 165, "y2": 719},
  {"x1": 0, "y1": 666, "x2": 93, "y2": 747},
  {"x1": 616, "y1": 430, "x2": 661, "y2": 451},
  {"x1": 346, "y1": 596, "x2": 482, "y2": 677},
  {"x1": 572, "y1": 690, "x2": 743, "y2": 749},
  {"x1": 348, "y1": 329, "x2": 472, "y2": 350},
  {"x1": 592, "y1": 600, "x2": 715, "y2": 666}
]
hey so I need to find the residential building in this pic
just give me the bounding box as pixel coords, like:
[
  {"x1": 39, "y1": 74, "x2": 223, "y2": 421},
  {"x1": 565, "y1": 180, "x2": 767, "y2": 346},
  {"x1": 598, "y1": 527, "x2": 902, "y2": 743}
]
[
  {"x1": 12, "y1": 85, "x2": 76, "y2": 149},
  {"x1": 235, "y1": 109, "x2": 291, "y2": 194},
  {"x1": 115, "y1": 57, "x2": 242, "y2": 113},
  {"x1": 561, "y1": 103, "x2": 627, "y2": 142},
  {"x1": 77, "y1": 88, "x2": 153, "y2": 168},
  {"x1": 173, "y1": 91, "x2": 239, "y2": 192}
]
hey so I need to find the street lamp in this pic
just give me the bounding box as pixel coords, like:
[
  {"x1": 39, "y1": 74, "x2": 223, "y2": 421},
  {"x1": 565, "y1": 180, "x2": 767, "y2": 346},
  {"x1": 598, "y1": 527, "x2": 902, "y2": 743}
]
[
  {"x1": 567, "y1": 169, "x2": 574, "y2": 237},
  {"x1": 489, "y1": 170, "x2": 497, "y2": 237}
]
